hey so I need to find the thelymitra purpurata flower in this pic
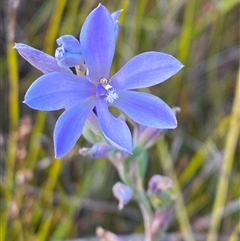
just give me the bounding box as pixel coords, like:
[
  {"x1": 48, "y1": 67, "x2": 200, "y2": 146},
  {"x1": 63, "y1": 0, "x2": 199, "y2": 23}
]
[{"x1": 15, "y1": 4, "x2": 183, "y2": 158}]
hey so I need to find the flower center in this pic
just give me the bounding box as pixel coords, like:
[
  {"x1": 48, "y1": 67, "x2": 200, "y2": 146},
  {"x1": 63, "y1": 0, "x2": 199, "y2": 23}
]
[{"x1": 98, "y1": 78, "x2": 118, "y2": 104}]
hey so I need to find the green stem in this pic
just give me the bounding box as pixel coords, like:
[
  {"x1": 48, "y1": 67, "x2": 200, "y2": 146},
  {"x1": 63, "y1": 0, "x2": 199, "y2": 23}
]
[
  {"x1": 139, "y1": 202, "x2": 153, "y2": 241},
  {"x1": 116, "y1": 161, "x2": 154, "y2": 241}
]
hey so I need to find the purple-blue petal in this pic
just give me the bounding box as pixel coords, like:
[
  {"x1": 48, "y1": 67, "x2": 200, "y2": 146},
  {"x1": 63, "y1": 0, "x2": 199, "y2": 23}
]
[
  {"x1": 111, "y1": 10, "x2": 123, "y2": 23},
  {"x1": 96, "y1": 99, "x2": 132, "y2": 153},
  {"x1": 54, "y1": 97, "x2": 95, "y2": 158},
  {"x1": 56, "y1": 35, "x2": 81, "y2": 53},
  {"x1": 113, "y1": 91, "x2": 177, "y2": 129},
  {"x1": 55, "y1": 47, "x2": 82, "y2": 68},
  {"x1": 80, "y1": 4, "x2": 116, "y2": 83},
  {"x1": 111, "y1": 10, "x2": 123, "y2": 40},
  {"x1": 24, "y1": 72, "x2": 95, "y2": 111},
  {"x1": 14, "y1": 43, "x2": 71, "y2": 74},
  {"x1": 110, "y1": 52, "x2": 184, "y2": 90}
]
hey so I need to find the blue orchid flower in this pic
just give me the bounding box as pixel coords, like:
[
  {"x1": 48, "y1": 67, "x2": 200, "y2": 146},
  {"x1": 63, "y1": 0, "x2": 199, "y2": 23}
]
[{"x1": 15, "y1": 4, "x2": 183, "y2": 158}]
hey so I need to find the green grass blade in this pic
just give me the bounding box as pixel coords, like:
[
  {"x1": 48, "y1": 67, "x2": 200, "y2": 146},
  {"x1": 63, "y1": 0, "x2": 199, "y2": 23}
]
[
  {"x1": 157, "y1": 137, "x2": 195, "y2": 241},
  {"x1": 3, "y1": 2, "x2": 20, "y2": 240},
  {"x1": 206, "y1": 64, "x2": 240, "y2": 241},
  {"x1": 229, "y1": 220, "x2": 240, "y2": 241}
]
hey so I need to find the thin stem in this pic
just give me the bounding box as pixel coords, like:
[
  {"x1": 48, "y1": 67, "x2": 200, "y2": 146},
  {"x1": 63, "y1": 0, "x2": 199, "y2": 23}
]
[
  {"x1": 126, "y1": 182, "x2": 153, "y2": 241},
  {"x1": 139, "y1": 202, "x2": 153, "y2": 241},
  {"x1": 133, "y1": 191, "x2": 153, "y2": 241},
  {"x1": 118, "y1": 166, "x2": 154, "y2": 241}
]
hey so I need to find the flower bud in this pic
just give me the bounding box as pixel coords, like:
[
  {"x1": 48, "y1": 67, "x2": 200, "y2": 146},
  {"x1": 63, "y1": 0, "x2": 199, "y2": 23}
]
[
  {"x1": 112, "y1": 182, "x2": 133, "y2": 210},
  {"x1": 55, "y1": 35, "x2": 82, "y2": 68},
  {"x1": 148, "y1": 175, "x2": 174, "y2": 210},
  {"x1": 134, "y1": 125, "x2": 163, "y2": 149},
  {"x1": 133, "y1": 107, "x2": 181, "y2": 149},
  {"x1": 148, "y1": 175, "x2": 173, "y2": 193},
  {"x1": 79, "y1": 142, "x2": 114, "y2": 158}
]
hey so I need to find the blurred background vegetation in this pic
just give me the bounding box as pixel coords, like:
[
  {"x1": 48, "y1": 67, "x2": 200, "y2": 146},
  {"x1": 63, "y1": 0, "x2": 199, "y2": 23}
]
[{"x1": 1, "y1": 0, "x2": 239, "y2": 240}]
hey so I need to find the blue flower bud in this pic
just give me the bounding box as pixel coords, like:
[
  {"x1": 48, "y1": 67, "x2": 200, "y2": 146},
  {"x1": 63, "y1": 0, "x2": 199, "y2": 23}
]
[
  {"x1": 133, "y1": 124, "x2": 163, "y2": 149},
  {"x1": 112, "y1": 182, "x2": 133, "y2": 210},
  {"x1": 79, "y1": 142, "x2": 114, "y2": 158},
  {"x1": 133, "y1": 107, "x2": 181, "y2": 149},
  {"x1": 55, "y1": 35, "x2": 82, "y2": 68}
]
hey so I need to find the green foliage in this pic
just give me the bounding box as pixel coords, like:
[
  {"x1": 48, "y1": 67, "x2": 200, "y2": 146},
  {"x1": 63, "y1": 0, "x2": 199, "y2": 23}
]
[{"x1": 1, "y1": 0, "x2": 239, "y2": 240}]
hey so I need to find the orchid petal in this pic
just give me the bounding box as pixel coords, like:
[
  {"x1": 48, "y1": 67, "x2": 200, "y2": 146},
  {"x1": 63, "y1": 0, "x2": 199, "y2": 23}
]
[
  {"x1": 113, "y1": 91, "x2": 177, "y2": 128},
  {"x1": 80, "y1": 4, "x2": 116, "y2": 82},
  {"x1": 110, "y1": 52, "x2": 184, "y2": 90},
  {"x1": 56, "y1": 35, "x2": 81, "y2": 53},
  {"x1": 96, "y1": 99, "x2": 132, "y2": 153},
  {"x1": 24, "y1": 72, "x2": 95, "y2": 111},
  {"x1": 14, "y1": 43, "x2": 71, "y2": 74},
  {"x1": 55, "y1": 47, "x2": 82, "y2": 68},
  {"x1": 111, "y1": 10, "x2": 123, "y2": 22},
  {"x1": 111, "y1": 10, "x2": 123, "y2": 40},
  {"x1": 54, "y1": 97, "x2": 95, "y2": 158}
]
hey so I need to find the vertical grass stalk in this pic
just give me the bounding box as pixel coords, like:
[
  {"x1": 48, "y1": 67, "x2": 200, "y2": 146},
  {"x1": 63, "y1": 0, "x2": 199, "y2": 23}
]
[
  {"x1": 2, "y1": 1, "x2": 20, "y2": 240},
  {"x1": 206, "y1": 65, "x2": 240, "y2": 241},
  {"x1": 157, "y1": 137, "x2": 195, "y2": 241}
]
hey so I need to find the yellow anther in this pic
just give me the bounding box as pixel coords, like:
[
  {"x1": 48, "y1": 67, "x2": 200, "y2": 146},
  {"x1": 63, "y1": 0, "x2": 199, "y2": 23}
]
[{"x1": 100, "y1": 78, "x2": 109, "y2": 86}]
